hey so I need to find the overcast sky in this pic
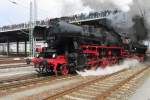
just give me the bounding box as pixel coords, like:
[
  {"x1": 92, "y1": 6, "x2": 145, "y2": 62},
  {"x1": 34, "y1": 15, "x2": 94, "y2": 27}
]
[
  {"x1": 0, "y1": 0, "x2": 150, "y2": 28},
  {"x1": 0, "y1": 0, "x2": 92, "y2": 27}
]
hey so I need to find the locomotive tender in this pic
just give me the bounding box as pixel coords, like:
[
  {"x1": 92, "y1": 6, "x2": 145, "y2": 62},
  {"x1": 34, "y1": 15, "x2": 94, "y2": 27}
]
[{"x1": 32, "y1": 20, "x2": 147, "y2": 75}]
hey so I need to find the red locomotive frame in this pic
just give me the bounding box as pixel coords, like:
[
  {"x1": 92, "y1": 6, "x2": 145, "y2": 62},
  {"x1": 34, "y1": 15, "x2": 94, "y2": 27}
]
[{"x1": 32, "y1": 45, "x2": 145, "y2": 75}]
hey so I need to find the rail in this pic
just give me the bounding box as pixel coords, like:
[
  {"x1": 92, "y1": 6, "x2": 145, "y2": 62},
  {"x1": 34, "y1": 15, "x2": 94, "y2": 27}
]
[
  {"x1": 44, "y1": 66, "x2": 149, "y2": 100},
  {"x1": 0, "y1": 75, "x2": 76, "y2": 97}
]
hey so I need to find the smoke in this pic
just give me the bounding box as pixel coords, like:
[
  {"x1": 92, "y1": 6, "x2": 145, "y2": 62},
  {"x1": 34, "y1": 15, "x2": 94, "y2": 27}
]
[
  {"x1": 60, "y1": 0, "x2": 93, "y2": 16},
  {"x1": 81, "y1": 0, "x2": 133, "y2": 12},
  {"x1": 77, "y1": 59, "x2": 140, "y2": 76},
  {"x1": 132, "y1": 16, "x2": 148, "y2": 41},
  {"x1": 80, "y1": 0, "x2": 150, "y2": 41},
  {"x1": 38, "y1": 0, "x2": 150, "y2": 41}
]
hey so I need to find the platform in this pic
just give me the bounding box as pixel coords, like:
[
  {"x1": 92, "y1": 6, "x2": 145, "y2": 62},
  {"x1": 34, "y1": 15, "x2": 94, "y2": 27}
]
[{"x1": 130, "y1": 74, "x2": 150, "y2": 100}]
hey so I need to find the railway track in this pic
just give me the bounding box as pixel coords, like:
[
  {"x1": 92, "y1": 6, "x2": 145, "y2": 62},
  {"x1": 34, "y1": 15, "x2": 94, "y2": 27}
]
[
  {"x1": 44, "y1": 66, "x2": 150, "y2": 100},
  {"x1": 0, "y1": 73, "x2": 38, "y2": 84},
  {"x1": 0, "y1": 63, "x2": 32, "y2": 69},
  {"x1": 0, "y1": 74, "x2": 77, "y2": 97},
  {"x1": 0, "y1": 59, "x2": 25, "y2": 65},
  {"x1": 0, "y1": 74, "x2": 41, "y2": 91}
]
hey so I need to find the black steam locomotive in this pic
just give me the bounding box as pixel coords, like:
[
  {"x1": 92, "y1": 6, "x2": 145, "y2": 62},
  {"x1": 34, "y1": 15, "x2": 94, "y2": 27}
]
[{"x1": 32, "y1": 20, "x2": 147, "y2": 75}]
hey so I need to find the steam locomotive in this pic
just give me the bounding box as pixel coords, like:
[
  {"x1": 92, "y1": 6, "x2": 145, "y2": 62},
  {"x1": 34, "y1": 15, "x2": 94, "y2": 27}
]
[{"x1": 31, "y1": 20, "x2": 147, "y2": 75}]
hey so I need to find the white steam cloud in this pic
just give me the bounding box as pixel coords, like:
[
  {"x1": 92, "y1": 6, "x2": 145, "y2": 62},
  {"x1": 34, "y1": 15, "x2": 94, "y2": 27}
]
[
  {"x1": 77, "y1": 59, "x2": 140, "y2": 76},
  {"x1": 81, "y1": 0, "x2": 133, "y2": 12},
  {"x1": 80, "y1": 0, "x2": 150, "y2": 40},
  {"x1": 112, "y1": 0, "x2": 133, "y2": 12},
  {"x1": 44, "y1": 0, "x2": 148, "y2": 40}
]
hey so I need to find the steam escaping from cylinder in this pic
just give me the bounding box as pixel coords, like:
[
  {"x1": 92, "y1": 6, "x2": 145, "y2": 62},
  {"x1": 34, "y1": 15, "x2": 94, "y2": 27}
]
[{"x1": 77, "y1": 59, "x2": 140, "y2": 76}]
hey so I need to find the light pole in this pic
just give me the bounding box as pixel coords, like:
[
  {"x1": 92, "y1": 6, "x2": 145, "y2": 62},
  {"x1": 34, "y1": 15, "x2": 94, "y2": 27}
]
[
  {"x1": 8, "y1": 0, "x2": 37, "y2": 57},
  {"x1": 8, "y1": 0, "x2": 17, "y2": 4},
  {"x1": 29, "y1": 1, "x2": 34, "y2": 57},
  {"x1": 30, "y1": 0, "x2": 37, "y2": 57}
]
